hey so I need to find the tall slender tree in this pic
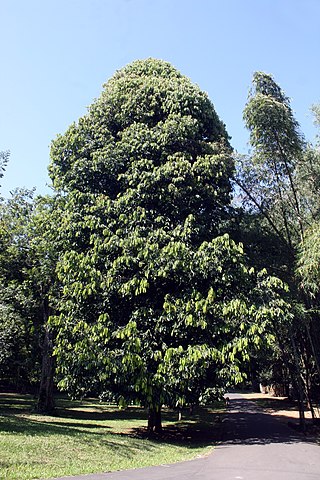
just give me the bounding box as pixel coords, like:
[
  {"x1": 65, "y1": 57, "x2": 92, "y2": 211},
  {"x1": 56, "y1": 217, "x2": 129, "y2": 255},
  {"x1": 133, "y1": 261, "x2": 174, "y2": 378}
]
[
  {"x1": 235, "y1": 72, "x2": 320, "y2": 428},
  {"x1": 237, "y1": 72, "x2": 305, "y2": 254}
]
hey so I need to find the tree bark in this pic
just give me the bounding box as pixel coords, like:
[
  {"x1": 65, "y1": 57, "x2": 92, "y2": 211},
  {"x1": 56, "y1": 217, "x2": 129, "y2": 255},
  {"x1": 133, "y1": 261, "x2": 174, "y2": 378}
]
[
  {"x1": 234, "y1": 176, "x2": 292, "y2": 255},
  {"x1": 273, "y1": 131, "x2": 304, "y2": 242},
  {"x1": 147, "y1": 405, "x2": 162, "y2": 434},
  {"x1": 306, "y1": 321, "x2": 320, "y2": 380},
  {"x1": 290, "y1": 335, "x2": 306, "y2": 432},
  {"x1": 37, "y1": 298, "x2": 55, "y2": 414},
  {"x1": 271, "y1": 318, "x2": 306, "y2": 431}
]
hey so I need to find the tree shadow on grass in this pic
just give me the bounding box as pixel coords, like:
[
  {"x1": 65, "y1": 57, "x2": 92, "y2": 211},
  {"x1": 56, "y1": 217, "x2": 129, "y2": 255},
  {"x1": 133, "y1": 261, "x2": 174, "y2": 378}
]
[
  {"x1": 0, "y1": 393, "x2": 149, "y2": 422},
  {"x1": 0, "y1": 414, "x2": 160, "y2": 459},
  {"x1": 0, "y1": 413, "x2": 112, "y2": 437},
  {"x1": 54, "y1": 405, "x2": 149, "y2": 423},
  {"x1": 121, "y1": 425, "x2": 219, "y2": 449},
  {"x1": 0, "y1": 415, "x2": 218, "y2": 467},
  {"x1": 0, "y1": 393, "x2": 36, "y2": 414},
  {"x1": 114, "y1": 410, "x2": 223, "y2": 450},
  {"x1": 0, "y1": 393, "x2": 222, "y2": 451}
]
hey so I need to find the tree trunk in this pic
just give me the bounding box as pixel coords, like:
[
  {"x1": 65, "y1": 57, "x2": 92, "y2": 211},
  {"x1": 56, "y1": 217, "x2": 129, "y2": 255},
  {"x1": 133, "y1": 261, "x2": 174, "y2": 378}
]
[
  {"x1": 290, "y1": 335, "x2": 306, "y2": 432},
  {"x1": 306, "y1": 321, "x2": 320, "y2": 380},
  {"x1": 37, "y1": 298, "x2": 55, "y2": 413},
  {"x1": 272, "y1": 321, "x2": 306, "y2": 431},
  {"x1": 147, "y1": 405, "x2": 162, "y2": 434}
]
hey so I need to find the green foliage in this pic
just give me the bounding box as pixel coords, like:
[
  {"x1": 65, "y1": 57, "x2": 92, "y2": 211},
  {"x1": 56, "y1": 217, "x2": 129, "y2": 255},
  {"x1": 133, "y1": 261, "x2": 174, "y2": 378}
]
[
  {"x1": 54, "y1": 224, "x2": 287, "y2": 404},
  {"x1": 297, "y1": 108, "x2": 320, "y2": 296},
  {"x1": 0, "y1": 291, "x2": 27, "y2": 382},
  {"x1": 0, "y1": 150, "x2": 9, "y2": 191},
  {"x1": 49, "y1": 58, "x2": 230, "y2": 197},
  {"x1": 0, "y1": 190, "x2": 64, "y2": 392},
  {"x1": 295, "y1": 106, "x2": 320, "y2": 222},
  {"x1": 238, "y1": 72, "x2": 305, "y2": 251},
  {"x1": 243, "y1": 72, "x2": 304, "y2": 161},
  {"x1": 311, "y1": 104, "x2": 320, "y2": 134},
  {"x1": 49, "y1": 60, "x2": 291, "y2": 416},
  {"x1": 0, "y1": 188, "x2": 36, "y2": 282},
  {"x1": 0, "y1": 189, "x2": 41, "y2": 387},
  {"x1": 297, "y1": 222, "x2": 320, "y2": 298}
]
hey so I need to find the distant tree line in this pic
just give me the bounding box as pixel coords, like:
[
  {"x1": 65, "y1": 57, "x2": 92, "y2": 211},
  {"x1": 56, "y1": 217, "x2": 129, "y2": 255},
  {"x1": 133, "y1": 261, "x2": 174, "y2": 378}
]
[{"x1": 1, "y1": 59, "x2": 319, "y2": 431}]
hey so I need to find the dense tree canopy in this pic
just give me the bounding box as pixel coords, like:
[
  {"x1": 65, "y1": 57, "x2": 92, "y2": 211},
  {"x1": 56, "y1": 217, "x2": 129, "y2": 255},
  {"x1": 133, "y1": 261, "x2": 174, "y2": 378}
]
[{"x1": 48, "y1": 59, "x2": 286, "y2": 431}]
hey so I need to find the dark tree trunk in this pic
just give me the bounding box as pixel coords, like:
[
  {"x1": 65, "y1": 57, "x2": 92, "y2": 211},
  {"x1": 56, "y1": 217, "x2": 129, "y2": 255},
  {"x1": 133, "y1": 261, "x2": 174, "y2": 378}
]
[
  {"x1": 147, "y1": 406, "x2": 162, "y2": 434},
  {"x1": 273, "y1": 323, "x2": 306, "y2": 432},
  {"x1": 290, "y1": 335, "x2": 306, "y2": 432},
  {"x1": 37, "y1": 299, "x2": 55, "y2": 414}
]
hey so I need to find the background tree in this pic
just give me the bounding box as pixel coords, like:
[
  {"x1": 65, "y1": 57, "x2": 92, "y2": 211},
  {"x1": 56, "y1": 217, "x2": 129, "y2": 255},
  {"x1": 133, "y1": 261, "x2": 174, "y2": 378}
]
[
  {"x1": 27, "y1": 195, "x2": 65, "y2": 412},
  {"x1": 296, "y1": 106, "x2": 320, "y2": 405},
  {"x1": 0, "y1": 189, "x2": 41, "y2": 390},
  {"x1": 235, "y1": 72, "x2": 320, "y2": 426},
  {"x1": 0, "y1": 189, "x2": 63, "y2": 411}
]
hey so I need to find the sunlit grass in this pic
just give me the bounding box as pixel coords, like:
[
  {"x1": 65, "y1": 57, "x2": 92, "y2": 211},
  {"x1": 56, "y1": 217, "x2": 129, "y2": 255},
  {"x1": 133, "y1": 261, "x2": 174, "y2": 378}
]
[{"x1": 0, "y1": 393, "x2": 222, "y2": 480}]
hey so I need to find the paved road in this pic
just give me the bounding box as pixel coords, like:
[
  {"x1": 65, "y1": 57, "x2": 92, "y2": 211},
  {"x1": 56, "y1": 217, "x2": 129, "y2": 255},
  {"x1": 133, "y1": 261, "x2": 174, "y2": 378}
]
[{"x1": 54, "y1": 393, "x2": 320, "y2": 480}]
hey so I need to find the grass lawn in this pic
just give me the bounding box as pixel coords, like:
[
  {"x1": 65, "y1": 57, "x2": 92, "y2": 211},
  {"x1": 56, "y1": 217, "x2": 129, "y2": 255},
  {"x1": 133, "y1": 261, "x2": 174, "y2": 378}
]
[{"x1": 0, "y1": 393, "x2": 223, "y2": 480}]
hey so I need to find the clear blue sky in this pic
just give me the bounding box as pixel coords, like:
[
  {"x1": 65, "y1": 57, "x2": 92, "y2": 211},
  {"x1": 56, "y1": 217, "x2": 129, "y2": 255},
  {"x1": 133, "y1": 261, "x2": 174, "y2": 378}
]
[{"x1": 1, "y1": 0, "x2": 320, "y2": 198}]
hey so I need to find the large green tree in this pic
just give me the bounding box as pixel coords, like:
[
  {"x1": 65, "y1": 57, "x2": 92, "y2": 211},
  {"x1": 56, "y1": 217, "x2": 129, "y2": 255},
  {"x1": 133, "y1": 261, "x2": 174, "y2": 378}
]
[
  {"x1": 235, "y1": 72, "x2": 320, "y2": 427},
  {"x1": 49, "y1": 59, "x2": 286, "y2": 431}
]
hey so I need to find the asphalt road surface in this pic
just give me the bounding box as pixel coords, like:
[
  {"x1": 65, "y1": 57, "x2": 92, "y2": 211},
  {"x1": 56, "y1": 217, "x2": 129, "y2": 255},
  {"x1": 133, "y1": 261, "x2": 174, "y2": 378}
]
[{"x1": 54, "y1": 393, "x2": 320, "y2": 480}]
